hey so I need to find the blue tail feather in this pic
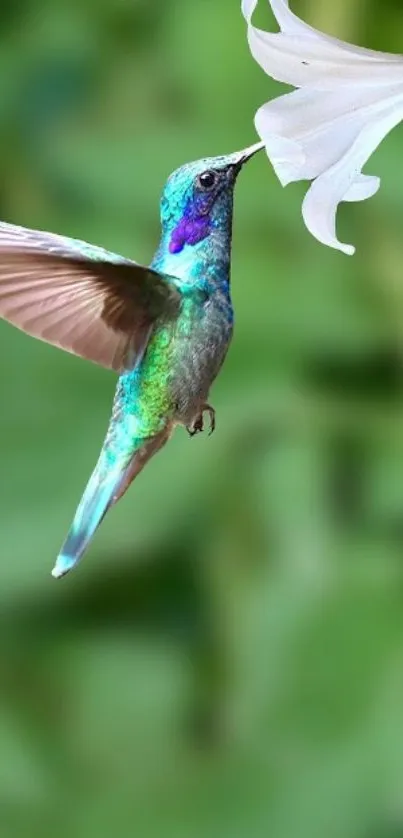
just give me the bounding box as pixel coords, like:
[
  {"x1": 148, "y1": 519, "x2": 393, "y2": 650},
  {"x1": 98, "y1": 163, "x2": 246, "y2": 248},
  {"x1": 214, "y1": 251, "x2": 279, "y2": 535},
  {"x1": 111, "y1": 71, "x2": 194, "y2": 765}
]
[
  {"x1": 52, "y1": 426, "x2": 171, "y2": 579},
  {"x1": 52, "y1": 460, "x2": 130, "y2": 579}
]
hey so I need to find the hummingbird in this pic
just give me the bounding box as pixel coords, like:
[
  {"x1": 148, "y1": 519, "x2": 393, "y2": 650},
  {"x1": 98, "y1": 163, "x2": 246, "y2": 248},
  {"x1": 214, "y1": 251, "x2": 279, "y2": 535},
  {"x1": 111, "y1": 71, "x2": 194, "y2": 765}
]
[{"x1": 0, "y1": 140, "x2": 264, "y2": 578}]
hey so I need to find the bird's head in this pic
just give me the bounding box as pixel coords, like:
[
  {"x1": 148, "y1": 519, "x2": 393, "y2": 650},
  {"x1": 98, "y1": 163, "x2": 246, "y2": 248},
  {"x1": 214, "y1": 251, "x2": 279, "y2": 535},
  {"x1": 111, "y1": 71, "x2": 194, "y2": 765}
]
[{"x1": 159, "y1": 141, "x2": 264, "y2": 256}]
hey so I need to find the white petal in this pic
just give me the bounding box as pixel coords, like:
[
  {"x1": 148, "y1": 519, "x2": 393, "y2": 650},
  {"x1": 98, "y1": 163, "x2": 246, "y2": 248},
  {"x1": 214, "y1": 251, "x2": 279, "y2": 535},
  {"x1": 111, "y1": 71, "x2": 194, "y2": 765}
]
[
  {"x1": 241, "y1": 0, "x2": 257, "y2": 22},
  {"x1": 254, "y1": 119, "x2": 304, "y2": 186},
  {"x1": 302, "y1": 183, "x2": 354, "y2": 256},
  {"x1": 242, "y1": 0, "x2": 403, "y2": 89},
  {"x1": 255, "y1": 85, "x2": 403, "y2": 184},
  {"x1": 302, "y1": 104, "x2": 403, "y2": 254},
  {"x1": 343, "y1": 174, "x2": 380, "y2": 202},
  {"x1": 243, "y1": 0, "x2": 403, "y2": 253}
]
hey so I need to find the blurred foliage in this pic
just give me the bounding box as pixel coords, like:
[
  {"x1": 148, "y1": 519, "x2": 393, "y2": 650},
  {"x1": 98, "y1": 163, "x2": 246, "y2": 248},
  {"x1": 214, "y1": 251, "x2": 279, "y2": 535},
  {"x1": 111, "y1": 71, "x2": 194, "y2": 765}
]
[{"x1": 1, "y1": 0, "x2": 403, "y2": 836}]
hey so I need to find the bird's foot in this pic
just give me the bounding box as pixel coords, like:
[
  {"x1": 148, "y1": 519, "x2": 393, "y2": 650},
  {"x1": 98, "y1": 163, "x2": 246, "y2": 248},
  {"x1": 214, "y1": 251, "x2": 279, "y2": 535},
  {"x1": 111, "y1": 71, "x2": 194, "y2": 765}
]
[{"x1": 187, "y1": 404, "x2": 216, "y2": 437}]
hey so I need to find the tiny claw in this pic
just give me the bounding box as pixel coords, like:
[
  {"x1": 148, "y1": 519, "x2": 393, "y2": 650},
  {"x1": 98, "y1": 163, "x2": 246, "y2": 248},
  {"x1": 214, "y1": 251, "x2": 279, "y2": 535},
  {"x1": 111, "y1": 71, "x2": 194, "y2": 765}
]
[
  {"x1": 187, "y1": 415, "x2": 204, "y2": 437},
  {"x1": 205, "y1": 405, "x2": 216, "y2": 436},
  {"x1": 187, "y1": 404, "x2": 216, "y2": 437}
]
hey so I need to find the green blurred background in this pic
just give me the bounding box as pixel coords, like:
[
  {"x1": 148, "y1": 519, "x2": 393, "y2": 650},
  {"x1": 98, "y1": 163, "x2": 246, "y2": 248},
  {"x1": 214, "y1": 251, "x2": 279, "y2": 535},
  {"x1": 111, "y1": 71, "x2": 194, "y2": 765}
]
[{"x1": 2, "y1": 0, "x2": 403, "y2": 836}]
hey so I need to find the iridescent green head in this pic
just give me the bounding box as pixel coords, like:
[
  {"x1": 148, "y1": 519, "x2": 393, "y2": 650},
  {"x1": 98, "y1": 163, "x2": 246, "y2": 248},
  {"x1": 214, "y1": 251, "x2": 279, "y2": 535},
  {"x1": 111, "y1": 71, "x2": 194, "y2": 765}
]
[{"x1": 159, "y1": 142, "x2": 264, "y2": 256}]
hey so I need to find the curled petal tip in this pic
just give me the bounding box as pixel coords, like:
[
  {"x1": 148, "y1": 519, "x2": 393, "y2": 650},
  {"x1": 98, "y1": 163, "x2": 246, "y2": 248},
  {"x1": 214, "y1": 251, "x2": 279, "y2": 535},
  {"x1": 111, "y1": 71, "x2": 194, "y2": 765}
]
[
  {"x1": 302, "y1": 182, "x2": 356, "y2": 256},
  {"x1": 241, "y1": 0, "x2": 257, "y2": 20}
]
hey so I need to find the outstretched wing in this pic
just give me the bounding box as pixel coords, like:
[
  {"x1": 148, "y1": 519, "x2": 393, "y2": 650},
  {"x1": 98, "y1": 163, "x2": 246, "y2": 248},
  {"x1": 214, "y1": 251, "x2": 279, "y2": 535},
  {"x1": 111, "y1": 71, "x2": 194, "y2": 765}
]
[{"x1": 0, "y1": 221, "x2": 181, "y2": 372}]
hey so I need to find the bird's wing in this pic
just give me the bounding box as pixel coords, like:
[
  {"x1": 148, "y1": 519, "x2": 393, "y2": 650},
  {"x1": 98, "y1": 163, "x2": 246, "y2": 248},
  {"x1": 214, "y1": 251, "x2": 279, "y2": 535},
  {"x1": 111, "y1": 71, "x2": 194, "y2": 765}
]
[{"x1": 0, "y1": 221, "x2": 182, "y2": 372}]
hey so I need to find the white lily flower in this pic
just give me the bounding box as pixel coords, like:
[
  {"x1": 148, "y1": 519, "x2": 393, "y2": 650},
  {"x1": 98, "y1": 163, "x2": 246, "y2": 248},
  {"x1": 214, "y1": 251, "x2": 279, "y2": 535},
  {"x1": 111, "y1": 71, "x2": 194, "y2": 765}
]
[{"x1": 242, "y1": 0, "x2": 403, "y2": 255}]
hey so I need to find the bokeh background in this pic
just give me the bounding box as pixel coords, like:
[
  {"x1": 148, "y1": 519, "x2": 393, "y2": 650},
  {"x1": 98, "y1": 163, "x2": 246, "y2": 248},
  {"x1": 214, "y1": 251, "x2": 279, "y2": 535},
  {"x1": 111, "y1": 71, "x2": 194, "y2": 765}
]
[{"x1": 1, "y1": 0, "x2": 403, "y2": 836}]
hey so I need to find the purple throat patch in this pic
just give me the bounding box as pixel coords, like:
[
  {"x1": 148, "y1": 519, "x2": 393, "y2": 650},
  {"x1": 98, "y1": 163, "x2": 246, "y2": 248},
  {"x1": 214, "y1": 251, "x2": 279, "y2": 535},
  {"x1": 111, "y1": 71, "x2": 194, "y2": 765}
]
[{"x1": 169, "y1": 215, "x2": 212, "y2": 254}]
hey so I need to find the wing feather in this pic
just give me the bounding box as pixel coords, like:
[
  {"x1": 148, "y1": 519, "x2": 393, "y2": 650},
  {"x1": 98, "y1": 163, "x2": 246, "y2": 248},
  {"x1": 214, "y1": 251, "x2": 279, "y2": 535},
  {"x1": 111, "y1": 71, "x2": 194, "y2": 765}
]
[{"x1": 0, "y1": 221, "x2": 181, "y2": 371}]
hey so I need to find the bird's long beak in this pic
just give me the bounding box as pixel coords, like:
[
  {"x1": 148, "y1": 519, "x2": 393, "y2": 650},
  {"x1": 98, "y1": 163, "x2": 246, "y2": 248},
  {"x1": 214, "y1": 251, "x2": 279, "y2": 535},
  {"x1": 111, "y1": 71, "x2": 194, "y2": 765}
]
[
  {"x1": 239, "y1": 140, "x2": 266, "y2": 163},
  {"x1": 231, "y1": 140, "x2": 265, "y2": 169}
]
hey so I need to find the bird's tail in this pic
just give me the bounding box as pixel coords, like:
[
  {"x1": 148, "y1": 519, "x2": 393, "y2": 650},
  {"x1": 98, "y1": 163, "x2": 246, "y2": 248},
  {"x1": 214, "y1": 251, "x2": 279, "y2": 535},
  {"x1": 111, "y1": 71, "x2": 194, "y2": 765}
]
[{"x1": 52, "y1": 428, "x2": 170, "y2": 579}]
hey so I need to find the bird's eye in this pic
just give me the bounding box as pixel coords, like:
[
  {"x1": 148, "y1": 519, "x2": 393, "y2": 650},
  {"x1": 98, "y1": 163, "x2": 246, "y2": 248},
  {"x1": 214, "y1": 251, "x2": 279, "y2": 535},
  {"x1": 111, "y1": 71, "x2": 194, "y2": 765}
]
[{"x1": 197, "y1": 170, "x2": 217, "y2": 191}]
